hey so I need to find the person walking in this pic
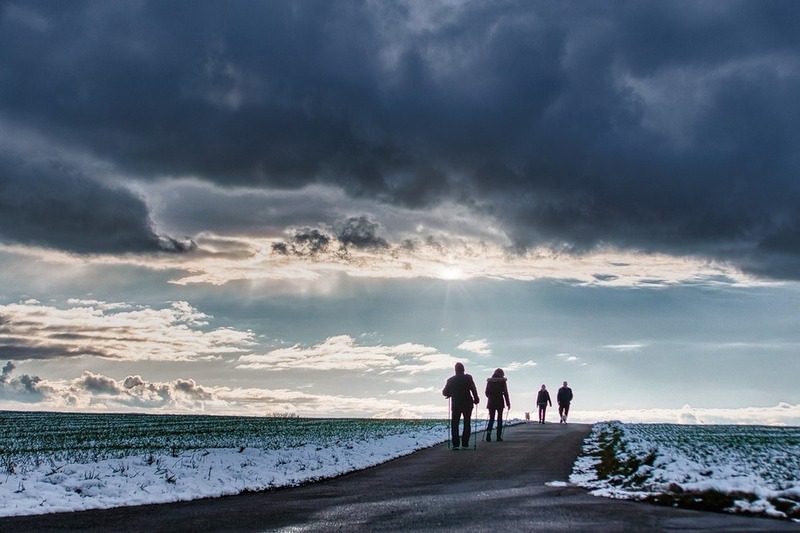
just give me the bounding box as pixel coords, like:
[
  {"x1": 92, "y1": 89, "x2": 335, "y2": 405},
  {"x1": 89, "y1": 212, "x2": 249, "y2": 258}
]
[
  {"x1": 442, "y1": 362, "x2": 480, "y2": 450},
  {"x1": 484, "y1": 368, "x2": 511, "y2": 442},
  {"x1": 536, "y1": 384, "x2": 551, "y2": 424},
  {"x1": 557, "y1": 381, "x2": 573, "y2": 424}
]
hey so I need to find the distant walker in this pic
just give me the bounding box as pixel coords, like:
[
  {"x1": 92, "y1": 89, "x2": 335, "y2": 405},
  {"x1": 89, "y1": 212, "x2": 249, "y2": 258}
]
[
  {"x1": 536, "y1": 384, "x2": 552, "y2": 424},
  {"x1": 557, "y1": 381, "x2": 574, "y2": 424}
]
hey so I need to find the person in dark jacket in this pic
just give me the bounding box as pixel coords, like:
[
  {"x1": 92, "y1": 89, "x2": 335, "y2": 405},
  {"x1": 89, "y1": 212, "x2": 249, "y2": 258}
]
[
  {"x1": 557, "y1": 381, "x2": 573, "y2": 424},
  {"x1": 485, "y1": 368, "x2": 511, "y2": 442},
  {"x1": 536, "y1": 384, "x2": 551, "y2": 424},
  {"x1": 442, "y1": 362, "x2": 480, "y2": 449}
]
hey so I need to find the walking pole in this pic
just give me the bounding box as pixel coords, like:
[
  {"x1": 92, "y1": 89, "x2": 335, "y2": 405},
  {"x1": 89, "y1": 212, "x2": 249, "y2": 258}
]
[
  {"x1": 447, "y1": 397, "x2": 451, "y2": 450},
  {"x1": 473, "y1": 407, "x2": 478, "y2": 451}
]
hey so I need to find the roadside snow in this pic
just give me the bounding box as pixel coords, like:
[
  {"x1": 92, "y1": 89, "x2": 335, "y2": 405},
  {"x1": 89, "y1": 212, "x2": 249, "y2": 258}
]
[
  {"x1": 0, "y1": 428, "x2": 446, "y2": 517},
  {"x1": 570, "y1": 421, "x2": 800, "y2": 520}
]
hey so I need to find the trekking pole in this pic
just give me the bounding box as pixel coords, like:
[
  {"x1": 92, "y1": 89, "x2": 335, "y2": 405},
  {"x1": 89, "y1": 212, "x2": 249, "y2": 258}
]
[
  {"x1": 473, "y1": 408, "x2": 478, "y2": 451},
  {"x1": 447, "y1": 397, "x2": 451, "y2": 450}
]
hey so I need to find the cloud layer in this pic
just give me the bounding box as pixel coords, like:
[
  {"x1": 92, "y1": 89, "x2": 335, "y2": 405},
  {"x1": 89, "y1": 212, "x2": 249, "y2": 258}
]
[
  {"x1": 0, "y1": 363, "x2": 440, "y2": 418},
  {"x1": 237, "y1": 335, "x2": 459, "y2": 374},
  {"x1": 3, "y1": 361, "x2": 798, "y2": 423},
  {"x1": 0, "y1": 300, "x2": 254, "y2": 361},
  {"x1": 0, "y1": 131, "x2": 194, "y2": 255},
  {"x1": 457, "y1": 339, "x2": 492, "y2": 356},
  {"x1": 2, "y1": 2, "x2": 800, "y2": 278},
  {"x1": 573, "y1": 403, "x2": 800, "y2": 427}
]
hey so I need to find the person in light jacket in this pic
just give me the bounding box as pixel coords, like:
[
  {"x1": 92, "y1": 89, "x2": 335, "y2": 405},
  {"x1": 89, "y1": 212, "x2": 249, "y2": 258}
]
[
  {"x1": 442, "y1": 362, "x2": 480, "y2": 449},
  {"x1": 484, "y1": 368, "x2": 511, "y2": 442},
  {"x1": 536, "y1": 384, "x2": 551, "y2": 424}
]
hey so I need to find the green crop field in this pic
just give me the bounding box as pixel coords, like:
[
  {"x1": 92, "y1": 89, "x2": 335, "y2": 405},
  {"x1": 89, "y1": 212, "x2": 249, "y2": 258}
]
[{"x1": 0, "y1": 410, "x2": 443, "y2": 470}]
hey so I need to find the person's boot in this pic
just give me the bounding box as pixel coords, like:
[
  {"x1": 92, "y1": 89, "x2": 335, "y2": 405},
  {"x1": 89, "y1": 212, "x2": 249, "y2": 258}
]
[
  {"x1": 496, "y1": 429, "x2": 503, "y2": 441},
  {"x1": 485, "y1": 432, "x2": 491, "y2": 442}
]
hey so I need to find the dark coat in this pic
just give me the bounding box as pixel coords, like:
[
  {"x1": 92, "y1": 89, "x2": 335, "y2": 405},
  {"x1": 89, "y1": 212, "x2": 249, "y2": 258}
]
[
  {"x1": 485, "y1": 377, "x2": 510, "y2": 410},
  {"x1": 536, "y1": 389, "x2": 552, "y2": 407},
  {"x1": 557, "y1": 386, "x2": 573, "y2": 405},
  {"x1": 443, "y1": 373, "x2": 479, "y2": 409}
]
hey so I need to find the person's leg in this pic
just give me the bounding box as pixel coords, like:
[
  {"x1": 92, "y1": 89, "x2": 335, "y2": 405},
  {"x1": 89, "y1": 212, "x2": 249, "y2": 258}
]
[
  {"x1": 486, "y1": 408, "x2": 496, "y2": 441},
  {"x1": 538, "y1": 405, "x2": 543, "y2": 423},
  {"x1": 462, "y1": 406, "x2": 473, "y2": 448},
  {"x1": 451, "y1": 407, "x2": 461, "y2": 448},
  {"x1": 542, "y1": 405, "x2": 547, "y2": 423},
  {"x1": 558, "y1": 404, "x2": 565, "y2": 423},
  {"x1": 497, "y1": 408, "x2": 504, "y2": 440},
  {"x1": 564, "y1": 403, "x2": 570, "y2": 422}
]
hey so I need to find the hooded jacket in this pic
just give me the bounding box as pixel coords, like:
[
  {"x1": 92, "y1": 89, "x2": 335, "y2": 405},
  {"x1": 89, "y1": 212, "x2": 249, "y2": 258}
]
[
  {"x1": 536, "y1": 389, "x2": 552, "y2": 407},
  {"x1": 485, "y1": 377, "x2": 510, "y2": 410}
]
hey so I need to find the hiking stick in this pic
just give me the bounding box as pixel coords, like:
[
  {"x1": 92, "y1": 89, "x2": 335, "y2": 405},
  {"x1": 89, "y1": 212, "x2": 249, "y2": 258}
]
[
  {"x1": 447, "y1": 397, "x2": 451, "y2": 450},
  {"x1": 473, "y1": 406, "x2": 478, "y2": 451}
]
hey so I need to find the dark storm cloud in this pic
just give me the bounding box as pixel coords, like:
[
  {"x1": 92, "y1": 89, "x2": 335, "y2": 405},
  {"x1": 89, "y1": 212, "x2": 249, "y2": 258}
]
[
  {"x1": 3, "y1": 1, "x2": 800, "y2": 277},
  {"x1": 336, "y1": 216, "x2": 389, "y2": 249},
  {"x1": 0, "y1": 152, "x2": 195, "y2": 254},
  {"x1": 272, "y1": 227, "x2": 332, "y2": 257},
  {"x1": 271, "y1": 216, "x2": 388, "y2": 256}
]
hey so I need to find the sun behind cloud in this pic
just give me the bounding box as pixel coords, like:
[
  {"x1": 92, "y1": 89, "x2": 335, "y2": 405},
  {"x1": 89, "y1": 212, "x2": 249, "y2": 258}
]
[{"x1": 438, "y1": 265, "x2": 466, "y2": 280}]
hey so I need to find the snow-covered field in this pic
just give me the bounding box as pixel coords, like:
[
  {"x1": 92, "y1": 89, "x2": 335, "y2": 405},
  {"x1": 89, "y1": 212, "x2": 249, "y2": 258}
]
[
  {"x1": 570, "y1": 421, "x2": 800, "y2": 521},
  {"x1": 0, "y1": 411, "x2": 448, "y2": 517}
]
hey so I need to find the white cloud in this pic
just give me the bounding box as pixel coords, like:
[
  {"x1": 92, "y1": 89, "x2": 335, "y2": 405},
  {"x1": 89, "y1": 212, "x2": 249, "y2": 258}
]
[
  {"x1": 237, "y1": 335, "x2": 459, "y2": 374},
  {"x1": 571, "y1": 403, "x2": 800, "y2": 426},
  {"x1": 0, "y1": 300, "x2": 256, "y2": 362},
  {"x1": 457, "y1": 338, "x2": 491, "y2": 356},
  {"x1": 388, "y1": 386, "x2": 436, "y2": 395},
  {"x1": 0, "y1": 367, "x2": 442, "y2": 418},
  {"x1": 506, "y1": 359, "x2": 537, "y2": 371},
  {"x1": 603, "y1": 343, "x2": 646, "y2": 352}
]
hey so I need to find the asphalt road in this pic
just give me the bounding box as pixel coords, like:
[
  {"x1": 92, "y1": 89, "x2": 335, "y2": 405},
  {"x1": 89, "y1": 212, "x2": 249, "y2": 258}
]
[{"x1": 2, "y1": 422, "x2": 798, "y2": 532}]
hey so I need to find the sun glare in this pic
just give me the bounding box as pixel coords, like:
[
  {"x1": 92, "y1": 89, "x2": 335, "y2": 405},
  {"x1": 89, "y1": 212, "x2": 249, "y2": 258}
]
[{"x1": 438, "y1": 265, "x2": 465, "y2": 280}]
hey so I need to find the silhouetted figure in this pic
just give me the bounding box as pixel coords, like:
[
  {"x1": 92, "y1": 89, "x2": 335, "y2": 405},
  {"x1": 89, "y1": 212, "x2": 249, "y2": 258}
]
[
  {"x1": 557, "y1": 381, "x2": 573, "y2": 424},
  {"x1": 485, "y1": 368, "x2": 511, "y2": 442},
  {"x1": 536, "y1": 384, "x2": 551, "y2": 423},
  {"x1": 442, "y1": 362, "x2": 480, "y2": 449}
]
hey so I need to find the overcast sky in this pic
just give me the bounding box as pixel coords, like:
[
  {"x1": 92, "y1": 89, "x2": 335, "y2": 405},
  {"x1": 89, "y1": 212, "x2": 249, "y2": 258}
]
[{"x1": 1, "y1": 0, "x2": 799, "y2": 423}]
